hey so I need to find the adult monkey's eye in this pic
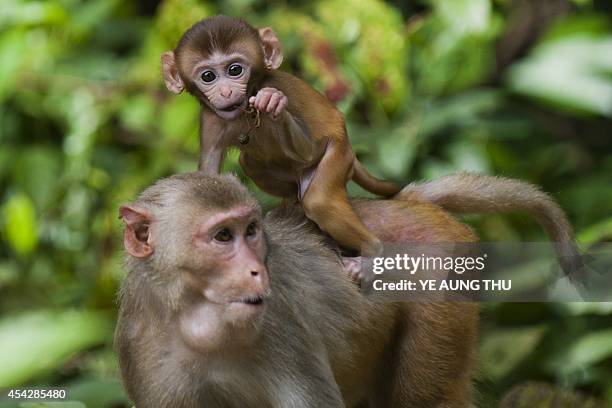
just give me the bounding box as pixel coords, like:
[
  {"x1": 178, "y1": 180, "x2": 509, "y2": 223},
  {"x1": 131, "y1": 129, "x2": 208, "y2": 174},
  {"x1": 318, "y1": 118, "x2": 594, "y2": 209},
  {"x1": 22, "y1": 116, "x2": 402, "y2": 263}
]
[
  {"x1": 227, "y1": 64, "x2": 243, "y2": 77},
  {"x1": 246, "y1": 221, "x2": 258, "y2": 237},
  {"x1": 201, "y1": 70, "x2": 216, "y2": 83},
  {"x1": 215, "y1": 228, "x2": 233, "y2": 242}
]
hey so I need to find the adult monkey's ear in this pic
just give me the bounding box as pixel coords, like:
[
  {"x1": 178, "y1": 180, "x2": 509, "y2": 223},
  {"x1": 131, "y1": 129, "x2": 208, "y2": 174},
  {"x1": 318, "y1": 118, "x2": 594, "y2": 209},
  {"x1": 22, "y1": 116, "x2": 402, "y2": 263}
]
[
  {"x1": 119, "y1": 205, "x2": 154, "y2": 258},
  {"x1": 161, "y1": 51, "x2": 185, "y2": 94},
  {"x1": 258, "y1": 27, "x2": 283, "y2": 70}
]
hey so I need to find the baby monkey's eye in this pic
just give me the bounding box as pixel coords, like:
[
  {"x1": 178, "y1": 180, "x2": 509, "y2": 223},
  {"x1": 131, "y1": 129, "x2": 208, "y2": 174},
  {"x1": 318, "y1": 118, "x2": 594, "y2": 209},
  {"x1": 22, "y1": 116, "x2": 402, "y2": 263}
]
[
  {"x1": 215, "y1": 228, "x2": 233, "y2": 242},
  {"x1": 246, "y1": 221, "x2": 258, "y2": 237},
  {"x1": 227, "y1": 64, "x2": 243, "y2": 77},
  {"x1": 201, "y1": 70, "x2": 217, "y2": 83}
]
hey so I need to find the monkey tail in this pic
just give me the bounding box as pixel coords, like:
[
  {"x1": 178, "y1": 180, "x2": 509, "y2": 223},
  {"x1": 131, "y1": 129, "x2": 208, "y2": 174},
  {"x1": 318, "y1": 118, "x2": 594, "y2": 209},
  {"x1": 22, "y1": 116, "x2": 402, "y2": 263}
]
[
  {"x1": 352, "y1": 159, "x2": 401, "y2": 197},
  {"x1": 396, "y1": 172, "x2": 585, "y2": 281}
]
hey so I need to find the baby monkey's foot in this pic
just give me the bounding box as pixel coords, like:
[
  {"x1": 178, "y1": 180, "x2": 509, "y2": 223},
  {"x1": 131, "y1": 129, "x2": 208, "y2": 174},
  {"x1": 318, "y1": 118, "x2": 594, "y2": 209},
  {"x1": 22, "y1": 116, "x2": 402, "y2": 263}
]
[
  {"x1": 249, "y1": 87, "x2": 287, "y2": 120},
  {"x1": 342, "y1": 256, "x2": 364, "y2": 283}
]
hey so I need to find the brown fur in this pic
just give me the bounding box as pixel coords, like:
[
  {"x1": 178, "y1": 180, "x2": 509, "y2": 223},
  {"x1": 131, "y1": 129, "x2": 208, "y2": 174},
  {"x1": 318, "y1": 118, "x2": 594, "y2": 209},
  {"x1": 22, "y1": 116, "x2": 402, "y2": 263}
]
[{"x1": 115, "y1": 172, "x2": 478, "y2": 407}]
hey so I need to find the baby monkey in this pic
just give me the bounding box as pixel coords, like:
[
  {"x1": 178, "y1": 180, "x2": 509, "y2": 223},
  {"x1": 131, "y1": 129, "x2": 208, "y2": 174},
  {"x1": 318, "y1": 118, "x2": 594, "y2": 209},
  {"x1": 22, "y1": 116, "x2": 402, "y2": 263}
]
[{"x1": 162, "y1": 15, "x2": 400, "y2": 257}]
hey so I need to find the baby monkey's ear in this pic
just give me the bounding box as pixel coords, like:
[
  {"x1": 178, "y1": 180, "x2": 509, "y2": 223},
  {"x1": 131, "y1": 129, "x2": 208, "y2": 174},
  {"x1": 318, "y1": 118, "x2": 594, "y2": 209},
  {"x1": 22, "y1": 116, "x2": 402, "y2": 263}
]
[
  {"x1": 161, "y1": 51, "x2": 185, "y2": 94},
  {"x1": 258, "y1": 27, "x2": 283, "y2": 70}
]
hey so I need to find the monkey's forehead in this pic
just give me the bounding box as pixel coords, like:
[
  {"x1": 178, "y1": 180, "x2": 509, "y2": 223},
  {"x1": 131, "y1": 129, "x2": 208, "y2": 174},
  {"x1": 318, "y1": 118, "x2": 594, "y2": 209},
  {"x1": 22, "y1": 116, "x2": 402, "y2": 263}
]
[
  {"x1": 165, "y1": 194, "x2": 260, "y2": 217},
  {"x1": 177, "y1": 38, "x2": 262, "y2": 72},
  {"x1": 136, "y1": 173, "x2": 259, "y2": 210}
]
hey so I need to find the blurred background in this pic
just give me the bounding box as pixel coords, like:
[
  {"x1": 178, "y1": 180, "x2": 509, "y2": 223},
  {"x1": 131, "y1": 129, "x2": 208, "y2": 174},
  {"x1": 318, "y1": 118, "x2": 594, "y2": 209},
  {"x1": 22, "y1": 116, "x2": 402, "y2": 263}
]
[{"x1": 0, "y1": 0, "x2": 611, "y2": 406}]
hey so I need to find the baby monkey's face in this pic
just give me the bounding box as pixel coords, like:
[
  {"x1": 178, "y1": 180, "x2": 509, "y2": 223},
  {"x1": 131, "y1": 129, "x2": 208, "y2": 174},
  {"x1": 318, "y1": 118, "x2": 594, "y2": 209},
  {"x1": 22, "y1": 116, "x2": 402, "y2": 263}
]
[{"x1": 189, "y1": 51, "x2": 252, "y2": 120}]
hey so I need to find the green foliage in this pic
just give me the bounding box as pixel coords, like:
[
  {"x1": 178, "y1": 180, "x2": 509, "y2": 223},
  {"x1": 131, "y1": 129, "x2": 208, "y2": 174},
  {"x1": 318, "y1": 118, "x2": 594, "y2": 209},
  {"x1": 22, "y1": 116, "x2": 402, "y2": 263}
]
[
  {"x1": 317, "y1": 0, "x2": 409, "y2": 112},
  {"x1": 3, "y1": 193, "x2": 38, "y2": 256},
  {"x1": 507, "y1": 25, "x2": 612, "y2": 116},
  {"x1": 480, "y1": 325, "x2": 547, "y2": 381},
  {"x1": 0, "y1": 311, "x2": 113, "y2": 387},
  {"x1": 0, "y1": 0, "x2": 611, "y2": 406}
]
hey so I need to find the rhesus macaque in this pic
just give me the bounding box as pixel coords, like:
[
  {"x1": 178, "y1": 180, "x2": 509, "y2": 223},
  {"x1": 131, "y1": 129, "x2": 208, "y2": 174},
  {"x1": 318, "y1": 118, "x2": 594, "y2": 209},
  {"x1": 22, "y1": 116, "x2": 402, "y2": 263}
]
[
  {"x1": 161, "y1": 15, "x2": 400, "y2": 257},
  {"x1": 116, "y1": 172, "x2": 478, "y2": 408},
  {"x1": 397, "y1": 173, "x2": 583, "y2": 278}
]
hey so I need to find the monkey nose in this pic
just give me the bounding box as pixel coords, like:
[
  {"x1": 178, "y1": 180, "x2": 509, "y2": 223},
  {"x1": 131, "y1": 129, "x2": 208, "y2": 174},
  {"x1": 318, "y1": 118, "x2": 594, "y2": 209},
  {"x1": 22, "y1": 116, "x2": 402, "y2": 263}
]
[
  {"x1": 249, "y1": 264, "x2": 268, "y2": 285},
  {"x1": 250, "y1": 265, "x2": 267, "y2": 277},
  {"x1": 220, "y1": 88, "x2": 232, "y2": 98}
]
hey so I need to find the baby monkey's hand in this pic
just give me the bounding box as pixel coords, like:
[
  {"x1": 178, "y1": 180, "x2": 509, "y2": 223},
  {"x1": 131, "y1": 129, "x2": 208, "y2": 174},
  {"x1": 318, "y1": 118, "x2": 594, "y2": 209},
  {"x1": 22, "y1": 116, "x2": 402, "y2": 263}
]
[{"x1": 249, "y1": 87, "x2": 287, "y2": 120}]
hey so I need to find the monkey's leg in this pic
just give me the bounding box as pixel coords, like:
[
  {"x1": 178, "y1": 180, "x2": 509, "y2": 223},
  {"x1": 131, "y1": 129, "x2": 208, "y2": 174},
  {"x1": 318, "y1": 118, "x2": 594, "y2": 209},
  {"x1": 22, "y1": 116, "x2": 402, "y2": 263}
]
[
  {"x1": 374, "y1": 303, "x2": 478, "y2": 408},
  {"x1": 301, "y1": 142, "x2": 382, "y2": 257},
  {"x1": 199, "y1": 111, "x2": 229, "y2": 173}
]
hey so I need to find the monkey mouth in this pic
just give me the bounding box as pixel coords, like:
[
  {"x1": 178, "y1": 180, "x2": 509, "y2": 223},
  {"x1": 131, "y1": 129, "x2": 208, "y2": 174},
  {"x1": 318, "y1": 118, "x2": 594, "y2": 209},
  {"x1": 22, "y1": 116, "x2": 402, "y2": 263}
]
[
  {"x1": 231, "y1": 292, "x2": 268, "y2": 307},
  {"x1": 215, "y1": 100, "x2": 247, "y2": 119},
  {"x1": 218, "y1": 101, "x2": 244, "y2": 112},
  {"x1": 234, "y1": 295, "x2": 265, "y2": 306}
]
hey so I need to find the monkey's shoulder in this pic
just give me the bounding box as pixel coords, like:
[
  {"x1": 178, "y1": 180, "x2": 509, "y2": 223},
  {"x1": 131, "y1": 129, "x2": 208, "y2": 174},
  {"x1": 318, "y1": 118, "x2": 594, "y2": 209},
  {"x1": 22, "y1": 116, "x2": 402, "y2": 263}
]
[
  {"x1": 264, "y1": 207, "x2": 340, "y2": 276},
  {"x1": 263, "y1": 209, "x2": 356, "y2": 294},
  {"x1": 264, "y1": 206, "x2": 328, "y2": 253}
]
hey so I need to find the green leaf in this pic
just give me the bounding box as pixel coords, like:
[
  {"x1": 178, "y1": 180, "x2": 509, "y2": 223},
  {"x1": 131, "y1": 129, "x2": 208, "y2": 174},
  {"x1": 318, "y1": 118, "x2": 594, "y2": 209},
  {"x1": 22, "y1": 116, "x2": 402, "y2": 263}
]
[
  {"x1": 66, "y1": 378, "x2": 127, "y2": 408},
  {"x1": 480, "y1": 326, "x2": 547, "y2": 381},
  {"x1": 431, "y1": 0, "x2": 492, "y2": 35},
  {"x1": 316, "y1": 0, "x2": 409, "y2": 111},
  {"x1": 550, "y1": 329, "x2": 612, "y2": 374},
  {"x1": 578, "y1": 218, "x2": 612, "y2": 245},
  {"x1": 561, "y1": 302, "x2": 612, "y2": 316},
  {"x1": 0, "y1": 310, "x2": 113, "y2": 387},
  {"x1": 0, "y1": 31, "x2": 27, "y2": 100},
  {"x1": 445, "y1": 139, "x2": 490, "y2": 173},
  {"x1": 410, "y1": 0, "x2": 501, "y2": 95},
  {"x1": 507, "y1": 35, "x2": 612, "y2": 117},
  {"x1": 119, "y1": 95, "x2": 157, "y2": 133},
  {"x1": 2, "y1": 192, "x2": 38, "y2": 256},
  {"x1": 377, "y1": 124, "x2": 418, "y2": 178},
  {"x1": 13, "y1": 147, "x2": 63, "y2": 211},
  {"x1": 0, "y1": 1, "x2": 69, "y2": 30},
  {"x1": 160, "y1": 93, "x2": 199, "y2": 149},
  {"x1": 419, "y1": 90, "x2": 503, "y2": 138}
]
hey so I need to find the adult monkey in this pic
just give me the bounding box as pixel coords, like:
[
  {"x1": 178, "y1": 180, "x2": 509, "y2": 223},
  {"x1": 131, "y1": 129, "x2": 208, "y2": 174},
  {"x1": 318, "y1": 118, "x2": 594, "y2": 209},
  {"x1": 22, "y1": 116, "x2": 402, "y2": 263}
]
[
  {"x1": 161, "y1": 15, "x2": 400, "y2": 258},
  {"x1": 116, "y1": 172, "x2": 478, "y2": 408}
]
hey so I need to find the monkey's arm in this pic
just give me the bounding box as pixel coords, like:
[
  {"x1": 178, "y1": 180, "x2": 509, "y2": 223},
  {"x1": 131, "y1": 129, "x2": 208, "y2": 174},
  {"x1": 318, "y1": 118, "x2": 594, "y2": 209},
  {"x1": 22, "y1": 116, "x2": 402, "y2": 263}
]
[
  {"x1": 276, "y1": 110, "x2": 322, "y2": 164},
  {"x1": 251, "y1": 83, "x2": 327, "y2": 165},
  {"x1": 198, "y1": 111, "x2": 228, "y2": 173}
]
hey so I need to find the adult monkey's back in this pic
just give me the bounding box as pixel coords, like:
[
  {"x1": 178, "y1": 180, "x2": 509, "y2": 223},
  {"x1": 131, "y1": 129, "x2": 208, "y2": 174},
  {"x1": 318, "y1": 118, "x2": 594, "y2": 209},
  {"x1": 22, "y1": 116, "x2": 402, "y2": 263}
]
[{"x1": 115, "y1": 172, "x2": 477, "y2": 407}]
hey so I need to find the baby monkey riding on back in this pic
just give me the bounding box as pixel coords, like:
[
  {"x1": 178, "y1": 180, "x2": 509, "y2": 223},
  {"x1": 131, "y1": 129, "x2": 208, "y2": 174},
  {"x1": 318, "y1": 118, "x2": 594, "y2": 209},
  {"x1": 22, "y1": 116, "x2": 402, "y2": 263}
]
[{"x1": 162, "y1": 15, "x2": 400, "y2": 257}]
